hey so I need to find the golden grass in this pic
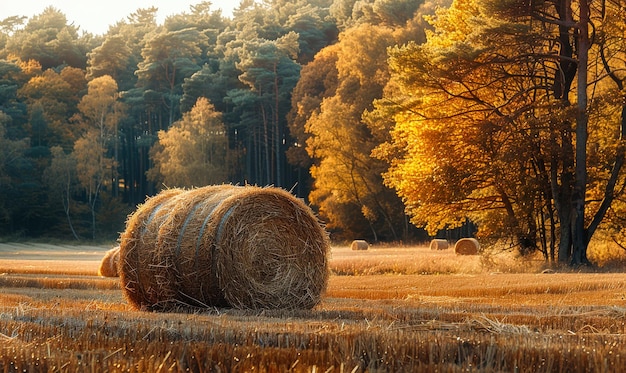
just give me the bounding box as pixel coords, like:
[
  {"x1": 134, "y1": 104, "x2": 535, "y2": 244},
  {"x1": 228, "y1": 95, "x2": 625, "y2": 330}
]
[
  {"x1": 328, "y1": 244, "x2": 540, "y2": 275},
  {"x1": 0, "y1": 259, "x2": 100, "y2": 276},
  {"x1": 1, "y1": 243, "x2": 626, "y2": 371}
]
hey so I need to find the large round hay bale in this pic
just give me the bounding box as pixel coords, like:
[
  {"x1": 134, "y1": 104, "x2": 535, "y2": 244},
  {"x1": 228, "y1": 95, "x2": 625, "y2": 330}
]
[
  {"x1": 98, "y1": 246, "x2": 120, "y2": 277},
  {"x1": 454, "y1": 238, "x2": 480, "y2": 255},
  {"x1": 350, "y1": 240, "x2": 369, "y2": 251},
  {"x1": 119, "y1": 185, "x2": 329, "y2": 311},
  {"x1": 429, "y1": 239, "x2": 449, "y2": 250}
]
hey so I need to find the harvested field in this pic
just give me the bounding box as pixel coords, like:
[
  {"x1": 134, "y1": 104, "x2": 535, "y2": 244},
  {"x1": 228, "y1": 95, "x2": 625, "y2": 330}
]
[{"x1": 0, "y1": 243, "x2": 625, "y2": 372}]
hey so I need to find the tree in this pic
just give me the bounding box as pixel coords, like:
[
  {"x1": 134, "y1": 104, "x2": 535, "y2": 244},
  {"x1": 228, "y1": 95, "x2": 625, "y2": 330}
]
[
  {"x1": 280, "y1": 1, "x2": 337, "y2": 63},
  {"x1": 74, "y1": 131, "x2": 113, "y2": 239},
  {"x1": 74, "y1": 75, "x2": 125, "y2": 239},
  {"x1": 0, "y1": 112, "x2": 29, "y2": 234},
  {"x1": 44, "y1": 146, "x2": 79, "y2": 240},
  {"x1": 374, "y1": 0, "x2": 626, "y2": 264},
  {"x1": 86, "y1": 35, "x2": 131, "y2": 82},
  {"x1": 17, "y1": 68, "x2": 76, "y2": 147},
  {"x1": 4, "y1": 7, "x2": 90, "y2": 69},
  {"x1": 147, "y1": 97, "x2": 231, "y2": 187},
  {"x1": 136, "y1": 27, "x2": 208, "y2": 126},
  {"x1": 286, "y1": 44, "x2": 339, "y2": 176},
  {"x1": 234, "y1": 31, "x2": 301, "y2": 187},
  {"x1": 0, "y1": 16, "x2": 27, "y2": 38},
  {"x1": 301, "y1": 18, "x2": 427, "y2": 241},
  {"x1": 105, "y1": 7, "x2": 159, "y2": 91},
  {"x1": 0, "y1": 59, "x2": 28, "y2": 138}
]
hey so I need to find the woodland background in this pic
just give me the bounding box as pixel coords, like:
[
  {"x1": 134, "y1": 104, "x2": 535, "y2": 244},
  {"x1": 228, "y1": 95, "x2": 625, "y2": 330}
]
[
  {"x1": 0, "y1": 0, "x2": 437, "y2": 242},
  {"x1": 2, "y1": 0, "x2": 626, "y2": 266}
]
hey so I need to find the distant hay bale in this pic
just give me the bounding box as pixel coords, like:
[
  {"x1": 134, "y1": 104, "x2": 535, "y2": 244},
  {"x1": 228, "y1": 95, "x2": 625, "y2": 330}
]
[
  {"x1": 430, "y1": 239, "x2": 449, "y2": 250},
  {"x1": 98, "y1": 246, "x2": 120, "y2": 277},
  {"x1": 351, "y1": 240, "x2": 369, "y2": 251},
  {"x1": 454, "y1": 238, "x2": 480, "y2": 255},
  {"x1": 119, "y1": 185, "x2": 330, "y2": 311}
]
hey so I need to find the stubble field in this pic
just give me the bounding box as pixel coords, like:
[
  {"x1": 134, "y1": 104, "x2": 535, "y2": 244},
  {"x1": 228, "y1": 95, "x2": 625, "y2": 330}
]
[{"x1": 0, "y1": 242, "x2": 625, "y2": 372}]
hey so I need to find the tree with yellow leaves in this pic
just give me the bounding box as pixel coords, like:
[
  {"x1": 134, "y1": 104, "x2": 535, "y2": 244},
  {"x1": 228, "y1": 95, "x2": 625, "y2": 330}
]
[
  {"x1": 304, "y1": 24, "x2": 407, "y2": 241},
  {"x1": 374, "y1": 0, "x2": 626, "y2": 264},
  {"x1": 74, "y1": 75, "x2": 125, "y2": 239},
  {"x1": 148, "y1": 97, "x2": 231, "y2": 188}
]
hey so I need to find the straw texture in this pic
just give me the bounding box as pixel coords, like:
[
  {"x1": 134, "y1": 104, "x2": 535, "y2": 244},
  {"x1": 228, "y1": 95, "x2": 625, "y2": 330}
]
[{"x1": 119, "y1": 185, "x2": 329, "y2": 311}]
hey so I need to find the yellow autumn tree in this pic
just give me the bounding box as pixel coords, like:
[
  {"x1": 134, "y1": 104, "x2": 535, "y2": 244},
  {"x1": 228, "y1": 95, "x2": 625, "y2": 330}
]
[
  {"x1": 304, "y1": 23, "x2": 411, "y2": 241},
  {"x1": 148, "y1": 97, "x2": 230, "y2": 188},
  {"x1": 373, "y1": 0, "x2": 626, "y2": 263},
  {"x1": 74, "y1": 75, "x2": 125, "y2": 239}
]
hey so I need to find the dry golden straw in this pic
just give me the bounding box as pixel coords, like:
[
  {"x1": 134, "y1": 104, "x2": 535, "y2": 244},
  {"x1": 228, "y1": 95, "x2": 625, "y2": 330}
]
[
  {"x1": 119, "y1": 188, "x2": 185, "y2": 310},
  {"x1": 98, "y1": 246, "x2": 120, "y2": 277},
  {"x1": 119, "y1": 185, "x2": 330, "y2": 311},
  {"x1": 454, "y1": 238, "x2": 480, "y2": 255},
  {"x1": 429, "y1": 239, "x2": 449, "y2": 250},
  {"x1": 350, "y1": 240, "x2": 369, "y2": 251}
]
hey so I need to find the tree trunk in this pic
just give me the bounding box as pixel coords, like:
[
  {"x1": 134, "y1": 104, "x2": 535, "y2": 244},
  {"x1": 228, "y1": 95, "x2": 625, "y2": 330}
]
[
  {"x1": 63, "y1": 169, "x2": 80, "y2": 241},
  {"x1": 555, "y1": 125, "x2": 575, "y2": 264},
  {"x1": 552, "y1": 0, "x2": 579, "y2": 265},
  {"x1": 261, "y1": 100, "x2": 271, "y2": 185},
  {"x1": 274, "y1": 62, "x2": 282, "y2": 187},
  {"x1": 571, "y1": 0, "x2": 591, "y2": 266}
]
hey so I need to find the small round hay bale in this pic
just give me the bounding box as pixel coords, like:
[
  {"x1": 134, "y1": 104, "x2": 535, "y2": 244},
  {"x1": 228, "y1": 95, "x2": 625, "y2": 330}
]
[
  {"x1": 429, "y1": 239, "x2": 449, "y2": 250},
  {"x1": 119, "y1": 185, "x2": 330, "y2": 311},
  {"x1": 454, "y1": 238, "x2": 480, "y2": 255},
  {"x1": 98, "y1": 246, "x2": 120, "y2": 277},
  {"x1": 351, "y1": 240, "x2": 369, "y2": 251}
]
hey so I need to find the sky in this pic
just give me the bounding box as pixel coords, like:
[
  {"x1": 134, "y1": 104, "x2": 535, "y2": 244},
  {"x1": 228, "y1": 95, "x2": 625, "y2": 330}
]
[{"x1": 2, "y1": 1, "x2": 239, "y2": 35}]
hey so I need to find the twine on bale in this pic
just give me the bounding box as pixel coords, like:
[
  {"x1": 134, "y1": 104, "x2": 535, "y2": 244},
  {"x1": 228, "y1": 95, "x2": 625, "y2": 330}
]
[
  {"x1": 157, "y1": 184, "x2": 236, "y2": 308},
  {"x1": 118, "y1": 185, "x2": 330, "y2": 311},
  {"x1": 350, "y1": 240, "x2": 369, "y2": 250},
  {"x1": 430, "y1": 239, "x2": 449, "y2": 250},
  {"x1": 454, "y1": 238, "x2": 480, "y2": 255},
  {"x1": 98, "y1": 246, "x2": 120, "y2": 277}
]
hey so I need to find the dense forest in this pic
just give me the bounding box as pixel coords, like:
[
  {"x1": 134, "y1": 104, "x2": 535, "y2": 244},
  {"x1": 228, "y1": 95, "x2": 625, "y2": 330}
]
[
  {"x1": 0, "y1": 0, "x2": 434, "y2": 242},
  {"x1": 1, "y1": 0, "x2": 625, "y2": 265}
]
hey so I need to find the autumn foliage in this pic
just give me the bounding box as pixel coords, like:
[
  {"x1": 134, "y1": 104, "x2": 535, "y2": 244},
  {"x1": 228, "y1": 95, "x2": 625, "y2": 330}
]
[{"x1": 2, "y1": 0, "x2": 626, "y2": 265}]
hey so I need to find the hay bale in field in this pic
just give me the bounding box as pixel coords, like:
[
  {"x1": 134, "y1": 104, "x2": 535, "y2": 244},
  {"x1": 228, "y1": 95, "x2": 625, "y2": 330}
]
[
  {"x1": 454, "y1": 238, "x2": 480, "y2": 255},
  {"x1": 429, "y1": 239, "x2": 449, "y2": 250},
  {"x1": 119, "y1": 185, "x2": 330, "y2": 311},
  {"x1": 98, "y1": 246, "x2": 120, "y2": 277},
  {"x1": 351, "y1": 240, "x2": 369, "y2": 251}
]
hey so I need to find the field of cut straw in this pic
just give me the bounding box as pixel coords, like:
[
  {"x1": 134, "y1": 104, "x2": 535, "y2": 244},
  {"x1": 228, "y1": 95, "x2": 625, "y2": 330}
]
[{"x1": 0, "y1": 242, "x2": 625, "y2": 372}]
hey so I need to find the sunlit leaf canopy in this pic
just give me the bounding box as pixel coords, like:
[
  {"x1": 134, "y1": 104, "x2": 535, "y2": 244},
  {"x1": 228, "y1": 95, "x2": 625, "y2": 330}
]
[{"x1": 373, "y1": 0, "x2": 626, "y2": 262}]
